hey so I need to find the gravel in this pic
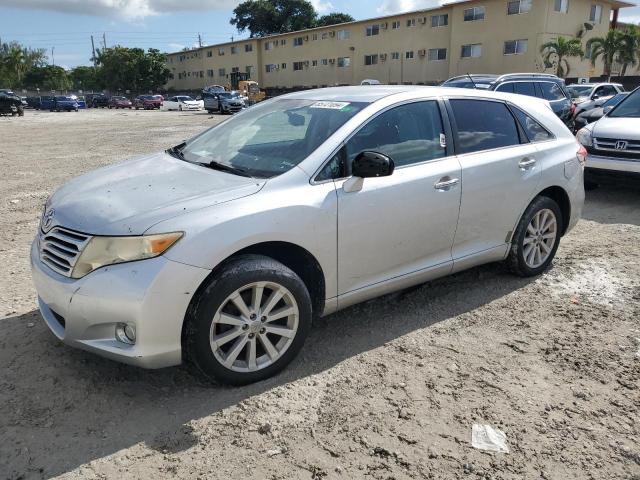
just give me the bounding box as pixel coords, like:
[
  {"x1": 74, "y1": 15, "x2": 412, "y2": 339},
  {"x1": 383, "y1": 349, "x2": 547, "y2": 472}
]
[{"x1": 1, "y1": 109, "x2": 639, "y2": 480}]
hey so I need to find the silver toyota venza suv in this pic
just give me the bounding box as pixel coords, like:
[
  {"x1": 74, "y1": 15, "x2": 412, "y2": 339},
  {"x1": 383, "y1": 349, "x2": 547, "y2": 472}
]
[{"x1": 32, "y1": 86, "x2": 585, "y2": 384}]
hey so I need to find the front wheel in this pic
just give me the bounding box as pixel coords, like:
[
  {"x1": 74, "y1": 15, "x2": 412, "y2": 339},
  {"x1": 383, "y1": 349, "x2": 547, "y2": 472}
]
[
  {"x1": 184, "y1": 255, "x2": 312, "y2": 385},
  {"x1": 507, "y1": 196, "x2": 563, "y2": 277}
]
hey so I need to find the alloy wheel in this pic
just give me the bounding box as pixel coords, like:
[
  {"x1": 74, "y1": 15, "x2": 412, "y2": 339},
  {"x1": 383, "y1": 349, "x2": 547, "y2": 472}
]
[
  {"x1": 523, "y1": 208, "x2": 557, "y2": 269},
  {"x1": 209, "y1": 281, "x2": 299, "y2": 373}
]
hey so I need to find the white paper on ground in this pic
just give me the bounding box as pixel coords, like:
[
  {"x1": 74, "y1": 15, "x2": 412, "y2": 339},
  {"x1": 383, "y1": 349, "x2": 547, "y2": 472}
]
[{"x1": 471, "y1": 424, "x2": 510, "y2": 454}]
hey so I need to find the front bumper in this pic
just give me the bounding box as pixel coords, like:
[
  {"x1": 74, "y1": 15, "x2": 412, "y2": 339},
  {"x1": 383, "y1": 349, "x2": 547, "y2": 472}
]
[
  {"x1": 586, "y1": 153, "x2": 640, "y2": 174},
  {"x1": 31, "y1": 238, "x2": 210, "y2": 368}
]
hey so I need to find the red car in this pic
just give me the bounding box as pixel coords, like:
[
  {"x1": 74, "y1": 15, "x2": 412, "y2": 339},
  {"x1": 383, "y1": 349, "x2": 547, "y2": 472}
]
[
  {"x1": 108, "y1": 96, "x2": 133, "y2": 109},
  {"x1": 133, "y1": 95, "x2": 163, "y2": 110}
]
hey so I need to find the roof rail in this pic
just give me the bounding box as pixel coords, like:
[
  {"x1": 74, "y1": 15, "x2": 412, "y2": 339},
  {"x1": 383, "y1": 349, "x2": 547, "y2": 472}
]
[{"x1": 495, "y1": 73, "x2": 559, "y2": 82}]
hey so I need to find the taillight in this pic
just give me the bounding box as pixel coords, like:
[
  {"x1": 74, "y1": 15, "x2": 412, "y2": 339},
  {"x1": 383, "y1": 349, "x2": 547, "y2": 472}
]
[
  {"x1": 570, "y1": 103, "x2": 576, "y2": 117},
  {"x1": 577, "y1": 145, "x2": 587, "y2": 169}
]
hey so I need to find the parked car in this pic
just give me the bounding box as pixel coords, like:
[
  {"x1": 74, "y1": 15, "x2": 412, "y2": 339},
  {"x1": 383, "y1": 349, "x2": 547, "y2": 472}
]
[
  {"x1": 134, "y1": 95, "x2": 163, "y2": 110},
  {"x1": 71, "y1": 95, "x2": 86, "y2": 109},
  {"x1": 26, "y1": 96, "x2": 41, "y2": 109},
  {"x1": 89, "y1": 94, "x2": 109, "y2": 108},
  {"x1": 51, "y1": 96, "x2": 79, "y2": 112},
  {"x1": 441, "y1": 73, "x2": 574, "y2": 127},
  {"x1": 567, "y1": 83, "x2": 625, "y2": 117},
  {"x1": 38, "y1": 96, "x2": 55, "y2": 110},
  {"x1": 31, "y1": 86, "x2": 585, "y2": 385},
  {"x1": 162, "y1": 95, "x2": 202, "y2": 111},
  {"x1": 205, "y1": 91, "x2": 245, "y2": 114},
  {"x1": 0, "y1": 92, "x2": 24, "y2": 116},
  {"x1": 576, "y1": 86, "x2": 640, "y2": 177},
  {"x1": 573, "y1": 92, "x2": 629, "y2": 131},
  {"x1": 109, "y1": 96, "x2": 133, "y2": 109},
  {"x1": 361, "y1": 79, "x2": 381, "y2": 85}
]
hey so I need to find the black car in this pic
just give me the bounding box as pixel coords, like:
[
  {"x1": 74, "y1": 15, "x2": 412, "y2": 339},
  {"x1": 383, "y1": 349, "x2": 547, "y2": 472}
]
[
  {"x1": 88, "y1": 94, "x2": 109, "y2": 108},
  {"x1": 441, "y1": 73, "x2": 574, "y2": 128},
  {"x1": 0, "y1": 92, "x2": 24, "y2": 116},
  {"x1": 573, "y1": 92, "x2": 629, "y2": 132}
]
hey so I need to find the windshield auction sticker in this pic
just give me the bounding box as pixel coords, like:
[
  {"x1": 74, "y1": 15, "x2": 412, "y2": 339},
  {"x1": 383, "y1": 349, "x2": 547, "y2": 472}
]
[{"x1": 310, "y1": 101, "x2": 351, "y2": 110}]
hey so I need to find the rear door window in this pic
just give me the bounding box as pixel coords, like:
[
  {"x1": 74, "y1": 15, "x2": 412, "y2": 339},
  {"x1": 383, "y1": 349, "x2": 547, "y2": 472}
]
[
  {"x1": 450, "y1": 99, "x2": 522, "y2": 154},
  {"x1": 594, "y1": 85, "x2": 617, "y2": 97},
  {"x1": 538, "y1": 82, "x2": 567, "y2": 101},
  {"x1": 513, "y1": 82, "x2": 536, "y2": 97},
  {"x1": 495, "y1": 83, "x2": 514, "y2": 93}
]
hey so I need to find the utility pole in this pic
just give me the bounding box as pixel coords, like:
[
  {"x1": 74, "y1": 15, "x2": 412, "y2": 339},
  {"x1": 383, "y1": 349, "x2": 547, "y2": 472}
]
[
  {"x1": 91, "y1": 35, "x2": 97, "y2": 70},
  {"x1": 198, "y1": 33, "x2": 202, "y2": 48},
  {"x1": 102, "y1": 32, "x2": 107, "y2": 49},
  {"x1": 51, "y1": 46, "x2": 55, "y2": 67}
]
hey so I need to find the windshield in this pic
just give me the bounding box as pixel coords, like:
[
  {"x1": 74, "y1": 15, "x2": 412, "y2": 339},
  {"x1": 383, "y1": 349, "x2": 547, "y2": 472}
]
[
  {"x1": 603, "y1": 93, "x2": 627, "y2": 108},
  {"x1": 567, "y1": 85, "x2": 592, "y2": 98},
  {"x1": 218, "y1": 92, "x2": 239, "y2": 99},
  {"x1": 178, "y1": 98, "x2": 367, "y2": 178},
  {"x1": 608, "y1": 88, "x2": 640, "y2": 118},
  {"x1": 177, "y1": 96, "x2": 193, "y2": 101},
  {"x1": 442, "y1": 77, "x2": 494, "y2": 89},
  {"x1": 56, "y1": 96, "x2": 72, "y2": 101}
]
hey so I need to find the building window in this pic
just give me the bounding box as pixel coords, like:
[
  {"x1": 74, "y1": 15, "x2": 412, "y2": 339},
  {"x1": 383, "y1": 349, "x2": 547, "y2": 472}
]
[
  {"x1": 461, "y1": 44, "x2": 482, "y2": 58},
  {"x1": 590, "y1": 4, "x2": 602, "y2": 22},
  {"x1": 265, "y1": 64, "x2": 277, "y2": 73},
  {"x1": 364, "y1": 54, "x2": 378, "y2": 65},
  {"x1": 280, "y1": 39, "x2": 286, "y2": 45},
  {"x1": 321, "y1": 32, "x2": 329, "y2": 40},
  {"x1": 245, "y1": 44, "x2": 253, "y2": 52},
  {"x1": 504, "y1": 39, "x2": 528, "y2": 55},
  {"x1": 431, "y1": 14, "x2": 448, "y2": 27},
  {"x1": 230, "y1": 46, "x2": 237, "y2": 54},
  {"x1": 207, "y1": 50, "x2": 213, "y2": 57},
  {"x1": 406, "y1": 18, "x2": 416, "y2": 27},
  {"x1": 312, "y1": 59, "x2": 318, "y2": 66},
  {"x1": 294, "y1": 37, "x2": 304, "y2": 46},
  {"x1": 406, "y1": 51, "x2": 414, "y2": 59},
  {"x1": 265, "y1": 41, "x2": 273, "y2": 51},
  {"x1": 218, "y1": 68, "x2": 226, "y2": 76},
  {"x1": 207, "y1": 69, "x2": 214, "y2": 77},
  {"x1": 246, "y1": 65, "x2": 253, "y2": 74},
  {"x1": 281, "y1": 62, "x2": 287, "y2": 69},
  {"x1": 321, "y1": 58, "x2": 328, "y2": 65},
  {"x1": 391, "y1": 52, "x2": 400, "y2": 60},
  {"x1": 554, "y1": 0, "x2": 569, "y2": 12},
  {"x1": 366, "y1": 24, "x2": 380, "y2": 36},
  {"x1": 508, "y1": 0, "x2": 532, "y2": 15},
  {"x1": 231, "y1": 67, "x2": 239, "y2": 73},
  {"x1": 218, "y1": 48, "x2": 225, "y2": 56},
  {"x1": 463, "y1": 6, "x2": 485, "y2": 21},
  {"x1": 337, "y1": 56, "x2": 351, "y2": 67},
  {"x1": 337, "y1": 29, "x2": 350, "y2": 40},
  {"x1": 312, "y1": 34, "x2": 318, "y2": 40},
  {"x1": 392, "y1": 20, "x2": 401, "y2": 29},
  {"x1": 293, "y1": 61, "x2": 304, "y2": 71},
  {"x1": 428, "y1": 48, "x2": 447, "y2": 61}
]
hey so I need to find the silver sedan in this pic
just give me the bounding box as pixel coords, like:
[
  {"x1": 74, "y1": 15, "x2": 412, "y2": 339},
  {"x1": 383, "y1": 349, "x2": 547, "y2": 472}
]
[{"x1": 32, "y1": 86, "x2": 585, "y2": 384}]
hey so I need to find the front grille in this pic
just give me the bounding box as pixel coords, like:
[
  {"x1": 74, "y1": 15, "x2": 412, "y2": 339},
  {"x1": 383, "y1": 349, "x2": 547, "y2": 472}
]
[
  {"x1": 40, "y1": 227, "x2": 92, "y2": 277},
  {"x1": 592, "y1": 137, "x2": 640, "y2": 159}
]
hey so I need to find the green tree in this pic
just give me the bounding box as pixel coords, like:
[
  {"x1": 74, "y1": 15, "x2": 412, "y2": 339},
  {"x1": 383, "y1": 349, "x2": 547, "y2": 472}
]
[
  {"x1": 540, "y1": 36, "x2": 584, "y2": 78},
  {"x1": 587, "y1": 29, "x2": 624, "y2": 81},
  {"x1": 0, "y1": 41, "x2": 47, "y2": 87},
  {"x1": 69, "y1": 65, "x2": 102, "y2": 91},
  {"x1": 95, "y1": 46, "x2": 171, "y2": 92},
  {"x1": 617, "y1": 25, "x2": 640, "y2": 77},
  {"x1": 315, "y1": 12, "x2": 354, "y2": 27},
  {"x1": 23, "y1": 65, "x2": 72, "y2": 91}
]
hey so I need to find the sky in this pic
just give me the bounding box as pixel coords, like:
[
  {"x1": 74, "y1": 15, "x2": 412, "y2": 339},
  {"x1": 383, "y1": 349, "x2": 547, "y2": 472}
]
[{"x1": 1, "y1": 0, "x2": 639, "y2": 69}]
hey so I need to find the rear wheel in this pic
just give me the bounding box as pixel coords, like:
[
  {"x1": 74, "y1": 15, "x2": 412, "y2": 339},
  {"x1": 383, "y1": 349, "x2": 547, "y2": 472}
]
[
  {"x1": 507, "y1": 196, "x2": 562, "y2": 277},
  {"x1": 184, "y1": 255, "x2": 312, "y2": 385}
]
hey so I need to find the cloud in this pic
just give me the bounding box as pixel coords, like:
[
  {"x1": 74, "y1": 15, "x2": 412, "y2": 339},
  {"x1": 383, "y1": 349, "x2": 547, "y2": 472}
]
[
  {"x1": 311, "y1": 0, "x2": 335, "y2": 14},
  {"x1": 376, "y1": 0, "x2": 444, "y2": 15},
  {"x1": 1, "y1": 0, "x2": 241, "y2": 19}
]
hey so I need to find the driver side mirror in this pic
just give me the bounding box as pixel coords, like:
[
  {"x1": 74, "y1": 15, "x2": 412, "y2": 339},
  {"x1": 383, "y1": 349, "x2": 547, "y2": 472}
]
[
  {"x1": 591, "y1": 94, "x2": 599, "y2": 100},
  {"x1": 352, "y1": 151, "x2": 395, "y2": 178}
]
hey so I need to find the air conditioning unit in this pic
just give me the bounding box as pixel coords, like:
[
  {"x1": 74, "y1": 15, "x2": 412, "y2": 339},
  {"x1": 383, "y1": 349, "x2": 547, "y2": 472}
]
[
  {"x1": 304, "y1": 60, "x2": 310, "y2": 66},
  {"x1": 380, "y1": 53, "x2": 388, "y2": 61},
  {"x1": 380, "y1": 22, "x2": 388, "y2": 29},
  {"x1": 328, "y1": 58, "x2": 336, "y2": 64},
  {"x1": 329, "y1": 31, "x2": 336, "y2": 37},
  {"x1": 304, "y1": 35, "x2": 309, "y2": 41},
  {"x1": 419, "y1": 17, "x2": 427, "y2": 24},
  {"x1": 418, "y1": 49, "x2": 426, "y2": 56}
]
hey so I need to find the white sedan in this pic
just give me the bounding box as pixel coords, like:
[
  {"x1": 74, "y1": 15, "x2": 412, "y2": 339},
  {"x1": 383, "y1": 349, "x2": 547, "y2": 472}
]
[{"x1": 162, "y1": 95, "x2": 202, "y2": 111}]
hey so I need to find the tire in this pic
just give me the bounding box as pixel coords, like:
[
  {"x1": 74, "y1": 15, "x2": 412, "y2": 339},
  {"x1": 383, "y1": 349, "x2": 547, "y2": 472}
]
[
  {"x1": 179, "y1": 105, "x2": 182, "y2": 111},
  {"x1": 184, "y1": 254, "x2": 312, "y2": 385},
  {"x1": 507, "y1": 196, "x2": 563, "y2": 277}
]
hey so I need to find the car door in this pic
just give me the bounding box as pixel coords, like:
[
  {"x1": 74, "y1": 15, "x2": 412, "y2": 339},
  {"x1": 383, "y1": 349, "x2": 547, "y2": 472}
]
[
  {"x1": 334, "y1": 100, "x2": 462, "y2": 297},
  {"x1": 166, "y1": 97, "x2": 177, "y2": 110},
  {"x1": 446, "y1": 98, "x2": 541, "y2": 261}
]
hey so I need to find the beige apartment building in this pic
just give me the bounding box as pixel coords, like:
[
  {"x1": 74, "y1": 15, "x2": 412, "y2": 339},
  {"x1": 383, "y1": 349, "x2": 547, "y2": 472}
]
[{"x1": 165, "y1": 0, "x2": 634, "y2": 91}]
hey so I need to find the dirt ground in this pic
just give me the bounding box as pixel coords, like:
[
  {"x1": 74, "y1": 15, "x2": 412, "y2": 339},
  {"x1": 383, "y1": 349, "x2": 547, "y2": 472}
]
[{"x1": 0, "y1": 109, "x2": 638, "y2": 480}]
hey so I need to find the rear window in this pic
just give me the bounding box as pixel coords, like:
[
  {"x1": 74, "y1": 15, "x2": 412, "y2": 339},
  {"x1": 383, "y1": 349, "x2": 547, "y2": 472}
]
[
  {"x1": 513, "y1": 82, "x2": 536, "y2": 97},
  {"x1": 450, "y1": 99, "x2": 522, "y2": 154}
]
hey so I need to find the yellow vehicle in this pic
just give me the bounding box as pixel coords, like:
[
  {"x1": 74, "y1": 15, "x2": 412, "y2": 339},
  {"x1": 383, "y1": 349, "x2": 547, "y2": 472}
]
[{"x1": 238, "y1": 80, "x2": 266, "y2": 104}]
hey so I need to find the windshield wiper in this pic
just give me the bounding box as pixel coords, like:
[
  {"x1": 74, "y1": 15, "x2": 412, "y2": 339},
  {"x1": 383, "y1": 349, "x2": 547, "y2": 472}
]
[
  {"x1": 166, "y1": 142, "x2": 186, "y2": 160},
  {"x1": 205, "y1": 160, "x2": 254, "y2": 178}
]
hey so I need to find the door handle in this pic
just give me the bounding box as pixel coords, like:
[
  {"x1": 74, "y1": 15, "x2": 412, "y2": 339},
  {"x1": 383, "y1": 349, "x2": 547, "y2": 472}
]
[
  {"x1": 518, "y1": 157, "x2": 537, "y2": 170},
  {"x1": 434, "y1": 177, "x2": 460, "y2": 191}
]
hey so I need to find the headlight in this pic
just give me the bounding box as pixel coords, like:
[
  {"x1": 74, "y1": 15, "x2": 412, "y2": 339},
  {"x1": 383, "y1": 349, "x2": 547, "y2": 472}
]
[
  {"x1": 576, "y1": 128, "x2": 593, "y2": 147},
  {"x1": 71, "y1": 232, "x2": 183, "y2": 279}
]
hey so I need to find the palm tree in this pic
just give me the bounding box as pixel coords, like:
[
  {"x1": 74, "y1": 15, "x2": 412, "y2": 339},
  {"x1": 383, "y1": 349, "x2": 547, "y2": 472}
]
[
  {"x1": 617, "y1": 25, "x2": 640, "y2": 77},
  {"x1": 540, "y1": 37, "x2": 584, "y2": 78},
  {"x1": 587, "y1": 29, "x2": 624, "y2": 81}
]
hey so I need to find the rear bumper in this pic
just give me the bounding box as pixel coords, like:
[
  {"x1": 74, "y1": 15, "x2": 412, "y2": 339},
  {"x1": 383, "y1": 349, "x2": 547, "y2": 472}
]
[
  {"x1": 31, "y1": 238, "x2": 210, "y2": 368},
  {"x1": 586, "y1": 153, "x2": 640, "y2": 174}
]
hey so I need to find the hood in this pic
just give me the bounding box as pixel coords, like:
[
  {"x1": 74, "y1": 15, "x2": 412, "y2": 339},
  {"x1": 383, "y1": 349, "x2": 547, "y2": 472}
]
[
  {"x1": 182, "y1": 100, "x2": 199, "y2": 104},
  {"x1": 46, "y1": 152, "x2": 265, "y2": 235},
  {"x1": 592, "y1": 116, "x2": 640, "y2": 140}
]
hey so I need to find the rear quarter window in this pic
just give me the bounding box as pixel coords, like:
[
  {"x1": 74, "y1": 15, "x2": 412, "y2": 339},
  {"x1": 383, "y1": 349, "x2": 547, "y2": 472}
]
[{"x1": 511, "y1": 107, "x2": 554, "y2": 142}]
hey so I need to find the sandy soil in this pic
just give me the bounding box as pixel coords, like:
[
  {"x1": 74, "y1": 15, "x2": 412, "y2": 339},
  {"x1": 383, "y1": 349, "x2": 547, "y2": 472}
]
[{"x1": 0, "y1": 109, "x2": 638, "y2": 480}]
